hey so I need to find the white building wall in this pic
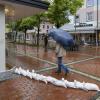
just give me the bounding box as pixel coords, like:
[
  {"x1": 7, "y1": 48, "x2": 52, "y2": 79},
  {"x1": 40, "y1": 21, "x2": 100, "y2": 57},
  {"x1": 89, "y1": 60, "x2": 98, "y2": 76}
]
[
  {"x1": 0, "y1": 5, "x2": 5, "y2": 71},
  {"x1": 68, "y1": 15, "x2": 74, "y2": 24},
  {"x1": 69, "y1": 0, "x2": 100, "y2": 28},
  {"x1": 40, "y1": 22, "x2": 53, "y2": 34}
]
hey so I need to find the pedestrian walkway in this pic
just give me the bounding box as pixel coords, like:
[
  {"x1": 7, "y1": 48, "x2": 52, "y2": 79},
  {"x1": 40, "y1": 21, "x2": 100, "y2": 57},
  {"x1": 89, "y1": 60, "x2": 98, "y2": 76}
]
[
  {"x1": 72, "y1": 58, "x2": 100, "y2": 77},
  {"x1": 0, "y1": 70, "x2": 99, "y2": 100},
  {"x1": 4, "y1": 43, "x2": 100, "y2": 100}
]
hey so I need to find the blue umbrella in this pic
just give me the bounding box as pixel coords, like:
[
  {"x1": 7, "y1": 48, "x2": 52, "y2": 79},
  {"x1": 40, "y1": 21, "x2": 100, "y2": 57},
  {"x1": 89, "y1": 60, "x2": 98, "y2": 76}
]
[{"x1": 48, "y1": 28, "x2": 74, "y2": 49}]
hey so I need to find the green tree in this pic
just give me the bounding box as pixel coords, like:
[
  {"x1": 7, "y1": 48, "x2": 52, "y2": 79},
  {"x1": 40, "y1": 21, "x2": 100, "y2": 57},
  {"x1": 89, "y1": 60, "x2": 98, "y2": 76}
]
[
  {"x1": 46, "y1": 0, "x2": 83, "y2": 28},
  {"x1": 6, "y1": 23, "x2": 13, "y2": 32},
  {"x1": 6, "y1": 22, "x2": 14, "y2": 40},
  {"x1": 19, "y1": 17, "x2": 35, "y2": 44},
  {"x1": 6, "y1": 20, "x2": 22, "y2": 41},
  {"x1": 31, "y1": 13, "x2": 46, "y2": 47},
  {"x1": 14, "y1": 20, "x2": 22, "y2": 42}
]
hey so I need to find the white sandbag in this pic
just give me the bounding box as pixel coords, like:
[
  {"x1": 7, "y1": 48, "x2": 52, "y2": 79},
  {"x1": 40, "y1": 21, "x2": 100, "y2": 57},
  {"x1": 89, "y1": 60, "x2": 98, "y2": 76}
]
[
  {"x1": 18, "y1": 67, "x2": 22, "y2": 72},
  {"x1": 73, "y1": 80, "x2": 88, "y2": 91},
  {"x1": 74, "y1": 80, "x2": 84, "y2": 89},
  {"x1": 32, "y1": 70, "x2": 35, "y2": 73},
  {"x1": 26, "y1": 70, "x2": 32, "y2": 79},
  {"x1": 31, "y1": 73, "x2": 38, "y2": 80},
  {"x1": 52, "y1": 80, "x2": 67, "y2": 88},
  {"x1": 83, "y1": 82, "x2": 100, "y2": 91},
  {"x1": 62, "y1": 78, "x2": 76, "y2": 88},
  {"x1": 31, "y1": 73, "x2": 44, "y2": 81},
  {"x1": 36, "y1": 74, "x2": 48, "y2": 84},
  {"x1": 14, "y1": 67, "x2": 100, "y2": 91},
  {"x1": 32, "y1": 73, "x2": 47, "y2": 84},
  {"x1": 15, "y1": 68, "x2": 21, "y2": 75},
  {"x1": 20, "y1": 69, "x2": 27, "y2": 76},
  {"x1": 46, "y1": 76, "x2": 58, "y2": 83},
  {"x1": 18, "y1": 67, "x2": 26, "y2": 76},
  {"x1": 15, "y1": 68, "x2": 19, "y2": 73}
]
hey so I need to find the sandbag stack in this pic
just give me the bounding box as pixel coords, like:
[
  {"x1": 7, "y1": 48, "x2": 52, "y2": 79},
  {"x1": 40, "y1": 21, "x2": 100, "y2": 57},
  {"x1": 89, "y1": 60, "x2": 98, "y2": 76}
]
[{"x1": 14, "y1": 67, "x2": 100, "y2": 91}]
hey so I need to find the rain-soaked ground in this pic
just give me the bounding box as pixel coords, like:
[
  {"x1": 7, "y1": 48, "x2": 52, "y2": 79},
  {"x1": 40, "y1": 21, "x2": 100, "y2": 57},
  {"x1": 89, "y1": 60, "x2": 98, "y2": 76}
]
[{"x1": 2, "y1": 42, "x2": 100, "y2": 100}]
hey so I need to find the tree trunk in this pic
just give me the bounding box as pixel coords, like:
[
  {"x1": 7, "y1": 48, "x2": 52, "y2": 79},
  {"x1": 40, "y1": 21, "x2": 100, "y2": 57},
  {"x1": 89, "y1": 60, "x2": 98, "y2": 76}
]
[
  {"x1": 56, "y1": 21, "x2": 60, "y2": 28},
  {"x1": 37, "y1": 26, "x2": 40, "y2": 47},
  {"x1": 24, "y1": 28, "x2": 27, "y2": 44},
  {"x1": 14, "y1": 31, "x2": 18, "y2": 42},
  {"x1": 37, "y1": 17, "x2": 40, "y2": 48}
]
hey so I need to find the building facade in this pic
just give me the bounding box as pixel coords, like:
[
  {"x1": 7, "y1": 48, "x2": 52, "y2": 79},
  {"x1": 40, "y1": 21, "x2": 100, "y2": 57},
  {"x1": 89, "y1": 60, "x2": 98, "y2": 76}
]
[
  {"x1": 15, "y1": 21, "x2": 54, "y2": 45},
  {"x1": 39, "y1": 21, "x2": 54, "y2": 34},
  {"x1": 28, "y1": 21, "x2": 53, "y2": 45},
  {"x1": 62, "y1": 0, "x2": 100, "y2": 45}
]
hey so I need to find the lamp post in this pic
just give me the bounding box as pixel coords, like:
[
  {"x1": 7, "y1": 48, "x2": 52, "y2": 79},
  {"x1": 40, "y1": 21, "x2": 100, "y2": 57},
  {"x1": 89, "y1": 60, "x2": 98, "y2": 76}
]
[{"x1": 96, "y1": 0, "x2": 98, "y2": 46}]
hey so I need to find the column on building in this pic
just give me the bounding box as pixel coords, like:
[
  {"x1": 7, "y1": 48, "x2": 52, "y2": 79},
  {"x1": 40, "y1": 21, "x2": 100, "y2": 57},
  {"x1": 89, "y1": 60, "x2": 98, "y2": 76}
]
[{"x1": 0, "y1": 5, "x2": 5, "y2": 71}]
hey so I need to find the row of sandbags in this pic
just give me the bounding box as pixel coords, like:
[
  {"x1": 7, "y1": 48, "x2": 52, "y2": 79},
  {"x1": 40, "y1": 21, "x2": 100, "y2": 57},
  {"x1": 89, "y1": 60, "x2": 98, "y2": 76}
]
[{"x1": 14, "y1": 67, "x2": 100, "y2": 91}]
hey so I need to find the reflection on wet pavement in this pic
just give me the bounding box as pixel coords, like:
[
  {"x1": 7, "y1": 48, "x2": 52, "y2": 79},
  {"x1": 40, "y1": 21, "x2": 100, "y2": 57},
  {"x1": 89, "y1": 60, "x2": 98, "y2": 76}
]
[
  {"x1": 5, "y1": 43, "x2": 100, "y2": 100},
  {"x1": 72, "y1": 58, "x2": 100, "y2": 77},
  {"x1": 6, "y1": 44, "x2": 100, "y2": 78}
]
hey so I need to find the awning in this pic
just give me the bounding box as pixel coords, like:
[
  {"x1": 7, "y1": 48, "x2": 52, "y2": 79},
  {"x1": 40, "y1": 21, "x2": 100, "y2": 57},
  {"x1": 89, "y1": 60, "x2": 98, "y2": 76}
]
[
  {"x1": 68, "y1": 29, "x2": 95, "y2": 34},
  {"x1": 61, "y1": 23, "x2": 96, "y2": 34},
  {"x1": 0, "y1": 0, "x2": 49, "y2": 22}
]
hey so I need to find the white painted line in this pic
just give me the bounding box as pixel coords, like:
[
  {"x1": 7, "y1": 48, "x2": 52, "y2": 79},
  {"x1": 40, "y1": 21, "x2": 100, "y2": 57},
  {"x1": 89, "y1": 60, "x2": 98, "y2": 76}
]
[
  {"x1": 65, "y1": 56, "x2": 99, "y2": 66},
  {"x1": 17, "y1": 51, "x2": 99, "y2": 67},
  {"x1": 36, "y1": 65, "x2": 100, "y2": 82},
  {"x1": 70, "y1": 69, "x2": 100, "y2": 82},
  {"x1": 16, "y1": 51, "x2": 100, "y2": 81}
]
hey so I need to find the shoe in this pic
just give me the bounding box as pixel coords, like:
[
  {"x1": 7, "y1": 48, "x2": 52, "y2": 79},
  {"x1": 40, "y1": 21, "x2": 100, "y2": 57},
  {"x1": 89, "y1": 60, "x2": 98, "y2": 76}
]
[
  {"x1": 55, "y1": 70, "x2": 61, "y2": 74},
  {"x1": 65, "y1": 69, "x2": 69, "y2": 76}
]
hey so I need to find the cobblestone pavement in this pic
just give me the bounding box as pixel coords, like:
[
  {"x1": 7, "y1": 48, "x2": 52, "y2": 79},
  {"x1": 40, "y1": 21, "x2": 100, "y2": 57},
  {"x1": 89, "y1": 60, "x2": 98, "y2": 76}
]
[
  {"x1": 3, "y1": 43, "x2": 100, "y2": 100},
  {"x1": 0, "y1": 71, "x2": 99, "y2": 100},
  {"x1": 72, "y1": 58, "x2": 100, "y2": 77}
]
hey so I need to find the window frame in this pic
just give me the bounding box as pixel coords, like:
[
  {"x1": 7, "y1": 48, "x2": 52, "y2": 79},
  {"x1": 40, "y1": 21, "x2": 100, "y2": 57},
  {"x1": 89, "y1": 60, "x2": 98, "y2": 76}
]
[
  {"x1": 86, "y1": 0, "x2": 94, "y2": 7},
  {"x1": 86, "y1": 12, "x2": 94, "y2": 22}
]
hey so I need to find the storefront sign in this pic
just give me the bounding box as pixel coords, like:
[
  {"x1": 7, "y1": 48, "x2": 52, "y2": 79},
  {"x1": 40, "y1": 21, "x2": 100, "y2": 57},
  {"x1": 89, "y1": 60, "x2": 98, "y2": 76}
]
[{"x1": 75, "y1": 23, "x2": 93, "y2": 27}]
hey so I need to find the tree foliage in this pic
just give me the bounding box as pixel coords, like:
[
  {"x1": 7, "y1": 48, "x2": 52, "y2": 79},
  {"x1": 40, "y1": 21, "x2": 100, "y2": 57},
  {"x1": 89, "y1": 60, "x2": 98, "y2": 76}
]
[
  {"x1": 19, "y1": 17, "x2": 35, "y2": 32},
  {"x1": 31, "y1": 13, "x2": 46, "y2": 46},
  {"x1": 46, "y1": 0, "x2": 83, "y2": 28}
]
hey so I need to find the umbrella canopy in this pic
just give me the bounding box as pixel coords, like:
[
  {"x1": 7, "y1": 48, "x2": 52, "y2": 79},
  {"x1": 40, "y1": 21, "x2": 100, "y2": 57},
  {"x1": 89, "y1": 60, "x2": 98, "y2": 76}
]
[{"x1": 48, "y1": 28, "x2": 74, "y2": 49}]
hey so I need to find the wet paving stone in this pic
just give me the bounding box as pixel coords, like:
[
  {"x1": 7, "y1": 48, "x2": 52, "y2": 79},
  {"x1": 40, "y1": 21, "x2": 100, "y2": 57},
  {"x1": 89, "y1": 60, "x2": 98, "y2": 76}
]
[
  {"x1": 0, "y1": 71, "x2": 99, "y2": 100},
  {"x1": 72, "y1": 58, "x2": 100, "y2": 77},
  {"x1": 5, "y1": 43, "x2": 100, "y2": 100},
  {"x1": 7, "y1": 44, "x2": 100, "y2": 66},
  {"x1": 16, "y1": 44, "x2": 96, "y2": 63},
  {"x1": 7, "y1": 55, "x2": 54, "y2": 71},
  {"x1": 91, "y1": 91, "x2": 100, "y2": 100}
]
